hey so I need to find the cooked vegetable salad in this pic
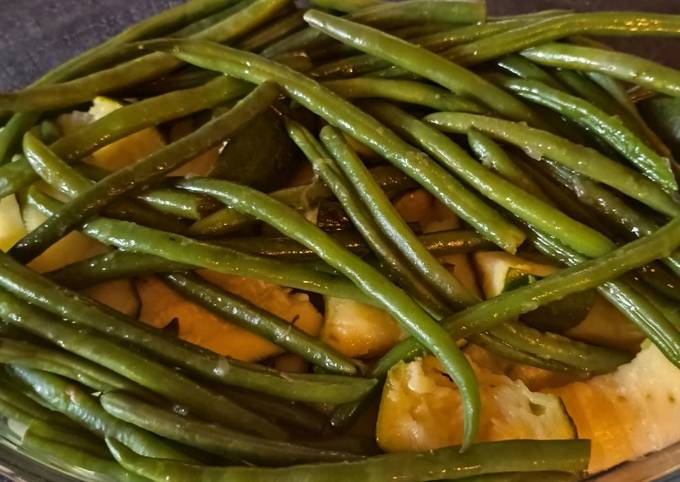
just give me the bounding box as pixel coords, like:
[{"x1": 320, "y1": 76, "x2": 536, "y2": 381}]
[{"x1": 0, "y1": 0, "x2": 680, "y2": 480}]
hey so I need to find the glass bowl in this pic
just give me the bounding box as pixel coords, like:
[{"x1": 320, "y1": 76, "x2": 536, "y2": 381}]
[{"x1": 0, "y1": 0, "x2": 679, "y2": 480}]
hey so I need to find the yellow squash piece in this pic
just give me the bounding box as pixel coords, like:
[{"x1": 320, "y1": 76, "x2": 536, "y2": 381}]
[
  {"x1": 58, "y1": 96, "x2": 166, "y2": 172},
  {"x1": 0, "y1": 195, "x2": 27, "y2": 252},
  {"x1": 22, "y1": 203, "x2": 106, "y2": 273},
  {"x1": 550, "y1": 343, "x2": 680, "y2": 474},
  {"x1": 137, "y1": 273, "x2": 322, "y2": 362},
  {"x1": 473, "y1": 251, "x2": 557, "y2": 298},
  {"x1": 321, "y1": 297, "x2": 404, "y2": 359},
  {"x1": 377, "y1": 356, "x2": 575, "y2": 453}
]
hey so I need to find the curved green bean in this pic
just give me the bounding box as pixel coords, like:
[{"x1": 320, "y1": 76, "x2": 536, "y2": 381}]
[
  {"x1": 445, "y1": 12, "x2": 680, "y2": 66},
  {"x1": 307, "y1": 0, "x2": 379, "y2": 13},
  {"x1": 0, "y1": 338, "x2": 151, "y2": 397},
  {"x1": 380, "y1": 215, "x2": 680, "y2": 377},
  {"x1": 11, "y1": 82, "x2": 280, "y2": 263},
  {"x1": 303, "y1": 10, "x2": 539, "y2": 123},
  {"x1": 0, "y1": 0, "x2": 289, "y2": 113},
  {"x1": 23, "y1": 421, "x2": 111, "y2": 460},
  {"x1": 368, "y1": 101, "x2": 615, "y2": 257},
  {"x1": 108, "y1": 437, "x2": 589, "y2": 482},
  {"x1": 0, "y1": 76, "x2": 251, "y2": 199},
  {"x1": 146, "y1": 38, "x2": 525, "y2": 252},
  {"x1": 0, "y1": 375, "x2": 77, "y2": 428},
  {"x1": 529, "y1": 226, "x2": 680, "y2": 365},
  {"x1": 468, "y1": 129, "x2": 550, "y2": 201},
  {"x1": 10, "y1": 367, "x2": 192, "y2": 461},
  {"x1": 426, "y1": 112, "x2": 680, "y2": 217},
  {"x1": 521, "y1": 42, "x2": 680, "y2": 98},
  {"x1": 262, "y1": 0, "x2": 487, "y2": 57},
  {"x1": 101, "y1": 391, "x2": 357, "y2": 466},
  {"x1": 287, "y1": 119, "x2": 450, "y2": 315},
  {"x1": 177, "y1": 177, "x2": 480, "y2": 450},
  {"x1": 164, "y1": 272, "x2": 357, "y2": 375},
  {"x1": 323, "y1": 78, "x2": 485, "y2": 113},
  {"x1": 501, "y1": 77, "x2": 678, "y2": 191},
  {"x1": 497, "y1": 55, "x2": 567, "y2": 90},
  {"x1": 0, "y1": 259, "x2": 376, "y2": 406},
  {"x1": 319, "y1": 124, "x2": 478, "y2": 310}
]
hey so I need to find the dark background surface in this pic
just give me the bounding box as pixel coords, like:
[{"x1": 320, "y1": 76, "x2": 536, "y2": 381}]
[{"x1": 1, "y1": 0, "x2": 680, "y2": 90}]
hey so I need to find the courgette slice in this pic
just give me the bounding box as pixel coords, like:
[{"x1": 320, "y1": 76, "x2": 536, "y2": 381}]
[
  {"x1": 550, "y1": 342, "x2": 680, "y2": 474},
  {"x1": 377, "y1": 356, "x2": 576, "y2": 453},
  {"x1": 321, "y1": 297, "x2": 404, "y2": 359}
]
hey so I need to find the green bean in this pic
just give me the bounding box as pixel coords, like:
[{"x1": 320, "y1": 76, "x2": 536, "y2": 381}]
[
  {"x1": 467, "y1": 129, "x2": 549, "y2": 201},
  {"x1": 542, "y1": 159, "x2": 680, "y2": 276},
  {"x1": 369, "y1": 101, "x2": 615, "y2": 257},
  {"x1": 262, "y1": 0, "x2": 487, "y2": 58},
  {"x1": 191, "y1": 164, "x2": 418, "y2": 237},
  {"x1": 10, "y1": 367, "x2": 192, "y2": 461},
  {"x1": 490, "y1": 322, "x2": 631, "y2": 373},
  {"x1": 631, "y1": 277, "x2": 680, "y2": 329},
  {"x1": 0, "y1": 293, "x2": 289, "y2": 440},
  {"x1": 147, "y1": 38, "x2": 526, "y2": 253},
  {"x1": 0, "y1": 76, "x2": 251, "y2": 200},
  {"x1": 0, "y1": 381, "x2": 69, "y2": 428},
  {"x1": 164, "y1": 272, "x2": 357, "y2": 375},
  {"x1": 444, "y1": 12, "x2": 680, "y2": 66},
  {"x1": 500, "y1": 77, "x2": 678, "y2": 191},
  {"x1": 522, "y1": 42, "x2": 680, "y2": 98},
  {"x1": 307, "y1": 0, "x2": 380, "y2": 13},
  {"x1": 26, "y1": 134, "x2": 206, "y2": 230},
  {"x1": 217, "y1": 387, "x2": 326, "y2": 432},
  {"x1": 0, "y1": 338, "x2": 151, "y2": 397},
  {"x1": 380, "y1": 215, "x2": 680, "y2": 376},
  {"x1": 108, "y1": 437, "x2": 590, "y2": 482},
  {"x1": 22, "y1": 431, "x2": 148, "y2": 482},
  {"x1": 176, "y1": 177, "x2": 480, "y2": 450},
  {"x1": 0, "y1": 0, "x2": 242, "y2": 164},
  {"x1": 137, "y1": 188, "x2": 220, "y2": 221},
  {"x1": 303, "y1": 10, "x2": 539, "y2": 123},
  {"x1": 319, "y1": 125, "x2": 478, "y2": 309},
  {"x1": 239, "y1": 9, "x2": 307, "y2": 51},
  {"x1": 426, "y1": 112, "x2": 680, "y2": 217},
  {"x1": 287, "y1": 120, "x2": 451, "y2": 314},
  {"x1": 323, "y1": 78, "x2": 485, "y2": 113},
  {"x1": 315, "y1": 12, "x2": 568, "y2": 80},
  {"x1": 637, "y1": 263, "x2": 680, "y2": 302},
  {"x1": 49, "y1": 230, "x2": 493, "y2": 289},
  {"x1": 84, "y1": 219, "x2": 375, "y2": 304},
  {"x1": 0, "y1": 256, "x2": 377, "y2": 405},
  {"x1": 497, "y1": 55, "x2": 566, "y2": 90},
  {"x1": 0, "y1": 0, "x2": 289, "y2": 113},
  {"x1": 22, "y1": 420, "x2": 111, "y2": 459},
  {"x1": 11, "y1": 82, "x2": 280, "y2": 263},
  {"x1": 101, "y1": 391, "x2": 357, "y2": 466},
  {"x1": 173, "y1": 0, "x2": 257, "y2": 37}
]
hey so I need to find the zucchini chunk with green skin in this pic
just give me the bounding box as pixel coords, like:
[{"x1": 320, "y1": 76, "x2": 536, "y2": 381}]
[
  {"x1": 474, "y1": 251, "x2": 596, "y2": 332},
  {"x1": 377, "y1": 356, "x2": 576, "y2": 453},
  {"x1": 209, "y1": 109, "x2": 302, "y2": 192},
  {"x1": 321, "y1": 297, "x2": 404, "y2": 359},
  {"x1": 550, "y1": 342, "x2": 680, "y2": 474},
  {"x1": 137, "y1": 273, "x2": 322, "y2": 362}
]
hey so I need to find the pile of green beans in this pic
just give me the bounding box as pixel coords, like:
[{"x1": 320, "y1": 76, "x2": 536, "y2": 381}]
[{"x1": 5, "y1": 1, "x2": 680, "y2": 479}]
